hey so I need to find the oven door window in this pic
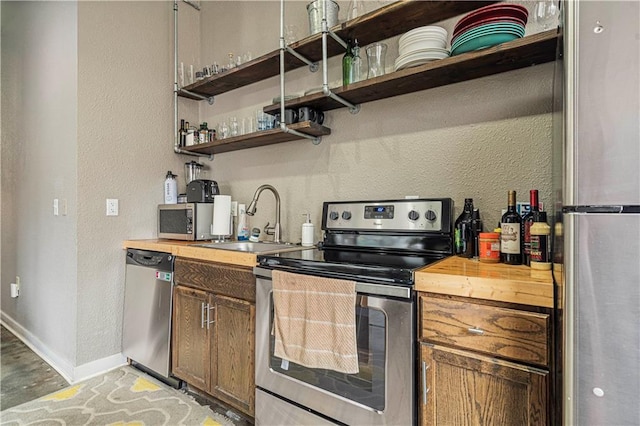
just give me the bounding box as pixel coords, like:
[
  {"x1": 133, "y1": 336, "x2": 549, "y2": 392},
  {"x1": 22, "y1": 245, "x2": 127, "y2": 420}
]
[{"x1": 268, "y1": 294, "x2": 386, "y2": 411}]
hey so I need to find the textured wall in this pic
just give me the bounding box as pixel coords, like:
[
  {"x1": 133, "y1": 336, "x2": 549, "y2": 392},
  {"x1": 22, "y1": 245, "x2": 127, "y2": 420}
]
[
  {"x1": 1, "y1": 1, "x2": 79, "y2": 365},
  {"x1": 195, "y1": 1, "x2": 554, "y2": 242},
  {"x1": 1, "y1": 0, "x2": 555, "y2": 374},
  {"x1": 76, "y1": 1, "x2": 185, "y2": 365}
]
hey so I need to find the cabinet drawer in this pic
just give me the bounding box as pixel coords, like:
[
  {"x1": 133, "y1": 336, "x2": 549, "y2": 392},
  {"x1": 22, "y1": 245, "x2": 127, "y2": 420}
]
[
  {"x1": 420, "y1": 295, "x2": 549, "y2": 366},
  {"x1": 175, "y1": 258, "x2": 255, "y2": 303}
]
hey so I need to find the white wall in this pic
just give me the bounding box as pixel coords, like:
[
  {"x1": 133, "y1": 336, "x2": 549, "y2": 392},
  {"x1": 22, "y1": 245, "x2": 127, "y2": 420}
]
[
  {"x1": 1, "y1": 0, "x2": 555, "y2": 380},
  {"x1": 193, "y1": 1, "x2": 554, "y2": 241},
  {"x1": 1, "y1": 1, "x2": 79, "y2": 370},
  {"x1": 1, "y1": 1, "x2": 185, "y2": 379}
]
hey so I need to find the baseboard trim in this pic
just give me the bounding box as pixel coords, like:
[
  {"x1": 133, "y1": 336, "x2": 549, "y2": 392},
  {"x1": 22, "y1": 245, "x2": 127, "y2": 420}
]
[{"x1": 1, "y1": 312, "x2": 127, "y2": 384}]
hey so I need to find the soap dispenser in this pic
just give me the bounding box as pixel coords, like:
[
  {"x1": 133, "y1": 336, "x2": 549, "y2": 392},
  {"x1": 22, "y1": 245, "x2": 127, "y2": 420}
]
[{"x1": 301, "y1": 213, "x2": 315, "y2": 247}]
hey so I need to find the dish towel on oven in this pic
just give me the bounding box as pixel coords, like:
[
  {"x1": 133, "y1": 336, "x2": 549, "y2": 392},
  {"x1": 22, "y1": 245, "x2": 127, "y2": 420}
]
[{"x1": 272, "y1": 270, "x2": 359, "y2": 374}]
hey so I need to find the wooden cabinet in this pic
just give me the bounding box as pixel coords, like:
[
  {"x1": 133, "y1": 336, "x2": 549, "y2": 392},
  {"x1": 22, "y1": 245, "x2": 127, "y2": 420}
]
[
  {"x1": 172, "y1": 286, "x2": 210, "y2": 391},
  {"x1": 209, "y1": 294, "x2": 255, "y2": 415},
  {"x1": 172, "y1": 258, "x2": 256, "y2": 417},
  {"x1": 420, "y1": 344, "x2": 548, "y2": 425},
  {"x1": 418, "y1": 293, "x2": 552, "y2": 425}
]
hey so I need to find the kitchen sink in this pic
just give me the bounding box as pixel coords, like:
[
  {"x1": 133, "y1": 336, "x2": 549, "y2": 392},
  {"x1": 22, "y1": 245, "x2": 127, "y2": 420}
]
[{"x1": 197, "y1": 241, "x2": 300, "y2": 253}]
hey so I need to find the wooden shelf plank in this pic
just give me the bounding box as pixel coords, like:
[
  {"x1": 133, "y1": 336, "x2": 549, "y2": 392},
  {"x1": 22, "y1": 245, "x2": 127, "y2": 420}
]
[
  {"x1": 179, "y1": 121, "x2": 331, "y2": 155},
  {"x1": 263, "y1": 29, "x2": 560, "y2": 114},
  {"x1": 178, "y1": 0, "x2": 497, "y2": 99}
]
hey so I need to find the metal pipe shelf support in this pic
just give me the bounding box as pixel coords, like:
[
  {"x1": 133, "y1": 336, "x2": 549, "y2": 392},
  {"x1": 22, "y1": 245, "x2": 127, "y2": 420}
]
[
  {"x1": 279, "y1": 0, "x2": 322, "y2": 145},
  {"x1": 173, "y1": 1, "x2": 213, "y2": 160},
  {"x1": 321, "y1": 0, "x2": 360, "y2": 114}
]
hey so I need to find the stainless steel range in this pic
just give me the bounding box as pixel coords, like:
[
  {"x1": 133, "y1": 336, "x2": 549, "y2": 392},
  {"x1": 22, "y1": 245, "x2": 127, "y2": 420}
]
[{"x1": 254, "y1": 198, "x2": 454, "y2": 425}]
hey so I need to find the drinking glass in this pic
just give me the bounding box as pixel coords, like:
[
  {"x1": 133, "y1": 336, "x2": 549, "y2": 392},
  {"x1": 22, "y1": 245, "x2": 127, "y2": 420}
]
[
  {"x1": 256, "y1": 109, "x2": 268, "y2": 131},
  {"x1": 534, "y1": 0, "x2": 559, "y2": 30},
  {"x1": 285, "y1": 24, "x2": 298, "y2": 45},
  {"x1": 366, "y1": 42, "x2": 387, "y2": 79},
  {"x1": 230, "y1": 116, "x2": 239, "y2": 137},
  {"x1": 219, "y1": 121, "x2": 229, "y2": 139}
]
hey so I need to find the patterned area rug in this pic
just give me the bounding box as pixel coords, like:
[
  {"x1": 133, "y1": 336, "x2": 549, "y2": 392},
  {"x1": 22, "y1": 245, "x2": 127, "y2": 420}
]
[{"x1": 0, "y1": 366, "x2": 235, "y2": 425}]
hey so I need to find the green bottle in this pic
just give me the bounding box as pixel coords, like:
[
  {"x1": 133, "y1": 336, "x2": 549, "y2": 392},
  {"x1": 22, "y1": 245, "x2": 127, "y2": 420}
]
[{"x1": 342, "y1": 39, "x2": 355, "y2": 86}]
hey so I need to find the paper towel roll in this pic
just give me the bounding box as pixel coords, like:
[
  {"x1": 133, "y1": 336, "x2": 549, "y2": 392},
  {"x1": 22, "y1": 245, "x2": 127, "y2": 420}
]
[{"x1": 212, "y1": 195, "x2": 232, "y2": 236}]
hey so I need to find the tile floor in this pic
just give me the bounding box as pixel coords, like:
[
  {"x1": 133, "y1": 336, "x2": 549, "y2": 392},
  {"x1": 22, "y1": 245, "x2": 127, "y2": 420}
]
[{"x1": 0, "y1": 325, "x2": 253, "y2": 424}]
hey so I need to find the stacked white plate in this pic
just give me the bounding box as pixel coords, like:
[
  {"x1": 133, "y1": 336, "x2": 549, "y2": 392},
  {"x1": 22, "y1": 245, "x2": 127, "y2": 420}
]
[{"x1": 395, "y1": 26, "x2": 450, "y2": 71}]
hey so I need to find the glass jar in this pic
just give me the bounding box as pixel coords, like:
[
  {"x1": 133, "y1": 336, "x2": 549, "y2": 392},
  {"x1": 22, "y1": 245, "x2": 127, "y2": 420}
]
[
  {"x1": 366, "y1": 42, "x2": 387, "y2": 79},
  {"x1": 478, "y1": 232, "x2": 501, "y2": 263}
]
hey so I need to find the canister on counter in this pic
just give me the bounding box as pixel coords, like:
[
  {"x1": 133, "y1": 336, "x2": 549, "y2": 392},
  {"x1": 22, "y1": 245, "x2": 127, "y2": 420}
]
[{"x1": 478, "y1": 232, "x2": 501, "y2": 263}]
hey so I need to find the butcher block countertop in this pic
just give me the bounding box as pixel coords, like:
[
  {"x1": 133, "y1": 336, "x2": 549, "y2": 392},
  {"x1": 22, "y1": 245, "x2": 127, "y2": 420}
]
[
  {"x1": 123, "y1": 239, "x2": 306, "y2": 268},
  {"x1": 415, "y1": 256, "x2": 554, "y2": 308}
]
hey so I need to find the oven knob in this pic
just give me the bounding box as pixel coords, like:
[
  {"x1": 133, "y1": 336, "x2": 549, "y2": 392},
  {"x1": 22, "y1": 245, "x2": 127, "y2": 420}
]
[
  {"x1": 342, "y1": 211, "x2": 352, "y2": 220},
  {"x1": 408, "y1": 210, "x2": 420, "y2": 221},
  {"x1": 425, "y1": 210, "x2": 437, "y2": 221},
  {"x1": 329, "y1": 211, "x2": 339, "y2": 221}
]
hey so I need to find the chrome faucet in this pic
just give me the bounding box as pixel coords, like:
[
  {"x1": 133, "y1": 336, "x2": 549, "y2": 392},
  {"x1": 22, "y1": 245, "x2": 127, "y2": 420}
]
[{"x1": 246, "y1": 184, "x2": 281, "y2": 243}]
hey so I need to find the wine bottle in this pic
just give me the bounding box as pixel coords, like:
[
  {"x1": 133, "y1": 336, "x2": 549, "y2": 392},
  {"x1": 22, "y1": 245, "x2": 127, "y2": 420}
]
[
  {"x1": 530, "y1": 211, "x2": 551, "y2": 270},
  {"x1": 454, "y1": 198, "x2": 474, "y2": 255},
  {"x1": 470, "y1": 208, "x2": 484, "y2": 258},
  {"x1": 179, "y1": 119, "x2": 186, "y2": 147},
  {"x1": 522, "y1": 189, "x2": 540, "y2": 265},
  {"x1": 501, "y1": 190, "x2": 522, "y2": 264}
]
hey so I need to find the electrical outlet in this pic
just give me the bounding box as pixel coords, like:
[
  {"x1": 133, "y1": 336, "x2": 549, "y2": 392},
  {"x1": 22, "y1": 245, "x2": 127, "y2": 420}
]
[
  {"x1": 231, "y1": 201, "x2": 238, "y2": 217},
  {"x1": 106, "y1": 199, "x2": 119, "y2": 216},
  {"x1": 53, "y1": 199, "x2": 59, "y2": 216}
]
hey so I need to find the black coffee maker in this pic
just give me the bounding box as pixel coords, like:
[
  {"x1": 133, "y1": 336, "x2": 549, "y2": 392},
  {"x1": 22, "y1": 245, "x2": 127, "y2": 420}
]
[{"x1": 187, "y1": 179, "x2": 219, "y2": 203}]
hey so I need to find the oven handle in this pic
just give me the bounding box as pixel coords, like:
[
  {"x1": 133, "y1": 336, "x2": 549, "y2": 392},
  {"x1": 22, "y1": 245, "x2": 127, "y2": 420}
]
[{"x1": 253, "y1": 267, "x2": 412, "y2": 299}]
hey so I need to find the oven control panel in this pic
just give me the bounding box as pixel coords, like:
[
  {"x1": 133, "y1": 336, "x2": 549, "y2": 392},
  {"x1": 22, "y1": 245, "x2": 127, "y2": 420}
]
[{"x1": 322, "y1": 198, "x2": 453, "y2": 232}]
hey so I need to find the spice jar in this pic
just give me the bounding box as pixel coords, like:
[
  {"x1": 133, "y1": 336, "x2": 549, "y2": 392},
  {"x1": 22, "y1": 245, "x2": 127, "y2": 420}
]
[{"x1": 478, "y1": 232, "x2": 501, "y2": 263}]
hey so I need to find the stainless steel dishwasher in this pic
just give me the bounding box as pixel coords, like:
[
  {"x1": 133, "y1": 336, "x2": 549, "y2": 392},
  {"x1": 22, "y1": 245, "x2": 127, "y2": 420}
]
[{"x1": 123, "y1": 249, "x2": 179, "y2": 387}]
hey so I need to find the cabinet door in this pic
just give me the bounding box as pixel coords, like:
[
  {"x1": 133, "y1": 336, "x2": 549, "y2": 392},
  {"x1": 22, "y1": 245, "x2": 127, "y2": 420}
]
[
  {"x1": 210, "y1": 295, "x2": 255, "y2": 417},
  {"x1": 420, "y1": 344, "x2": 548, "y2": 426},
  {"x1": 172, "y1": 286, "x2": 210, "y2": 391}
]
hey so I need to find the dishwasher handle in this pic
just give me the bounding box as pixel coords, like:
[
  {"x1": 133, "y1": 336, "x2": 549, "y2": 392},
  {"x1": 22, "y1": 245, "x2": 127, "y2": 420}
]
[{"x1": 126, "y1": 249, "x2": 172, "y2": 271}]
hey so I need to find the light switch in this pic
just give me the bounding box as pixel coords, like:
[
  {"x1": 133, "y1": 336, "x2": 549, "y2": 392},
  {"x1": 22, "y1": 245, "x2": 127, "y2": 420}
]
[
  {"x1": 53, "y1": 199, "x2": 59, "y2": 216},
  {"x1": 106, "y1": 199, "x2": 119, "y2": 216}
]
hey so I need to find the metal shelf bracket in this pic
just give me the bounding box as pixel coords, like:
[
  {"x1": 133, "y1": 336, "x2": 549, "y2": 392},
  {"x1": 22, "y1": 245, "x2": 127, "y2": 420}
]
[
  {"x1": 285, "y1": 46, "x2": 319, "y2": 73},
  {"x1": 178, "y1": 88, "x2": 214, "y2": 105},
  {"x1": 281, "y1": 124, "x2": 321, "y2": 145}
]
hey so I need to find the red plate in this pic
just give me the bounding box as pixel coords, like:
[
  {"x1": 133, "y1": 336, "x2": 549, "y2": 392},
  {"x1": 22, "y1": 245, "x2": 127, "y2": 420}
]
[
  {"x1": 454, "y1": 4, "x2": 528, "y2": 33},
  {"x1": 452, "y1": 16, "x2": 525, "y2": 43}
]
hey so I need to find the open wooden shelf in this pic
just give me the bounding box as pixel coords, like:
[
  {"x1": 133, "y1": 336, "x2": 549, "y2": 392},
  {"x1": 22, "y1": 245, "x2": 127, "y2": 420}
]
[
  {"x1": 177, "y1": 0, "x2": 497, "y2": 99},
  {"x1": 263, "y1": 29, "x2": 560, "y2": 114},
  {"x1": 178, "y1": 121, "x2": 331, "y2": 155}
]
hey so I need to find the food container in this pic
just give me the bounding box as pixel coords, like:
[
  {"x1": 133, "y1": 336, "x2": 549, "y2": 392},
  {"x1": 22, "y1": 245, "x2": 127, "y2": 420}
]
[
  {"x1": 478, "y1": 232, "x2": 501, "y2": 263},
  {"x1": 307, "y1": 0, "x2": 339, "y2": 35}
]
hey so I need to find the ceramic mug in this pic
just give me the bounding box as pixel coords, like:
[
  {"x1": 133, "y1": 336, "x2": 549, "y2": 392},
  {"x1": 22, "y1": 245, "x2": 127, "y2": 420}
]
[
  {"x1": 274, "y1": 108, "x2": 298, "y2": 125},
  {"x1": 298, "y1": 107, "x2": 324, "y2": 125}
]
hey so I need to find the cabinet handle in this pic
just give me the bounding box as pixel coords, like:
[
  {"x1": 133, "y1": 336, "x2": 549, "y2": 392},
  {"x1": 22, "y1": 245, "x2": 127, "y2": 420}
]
[
  {"x1": 206, "y1": 304, "x2": 215, "y2": 329},
  {"x1": 422, "y1": 361, "x2": 430, "y2": 405},
  {"x1": 468, "y1": 327, "x2": 484, "y2": 335},
  {"x1": 201, "y1": 302, "x2": 205, "y2": 329}
]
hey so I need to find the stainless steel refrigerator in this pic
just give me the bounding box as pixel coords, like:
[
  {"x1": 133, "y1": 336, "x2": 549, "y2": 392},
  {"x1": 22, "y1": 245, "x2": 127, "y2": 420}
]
[{"x1": 558, "y1": 1, "x2": 640, "y2": 424}]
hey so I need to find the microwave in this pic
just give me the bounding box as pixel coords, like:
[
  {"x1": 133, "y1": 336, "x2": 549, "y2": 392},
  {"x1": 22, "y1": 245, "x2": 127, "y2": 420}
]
[{"x1": 158, "y1": 203, "x2": 213, "y2": 241}]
